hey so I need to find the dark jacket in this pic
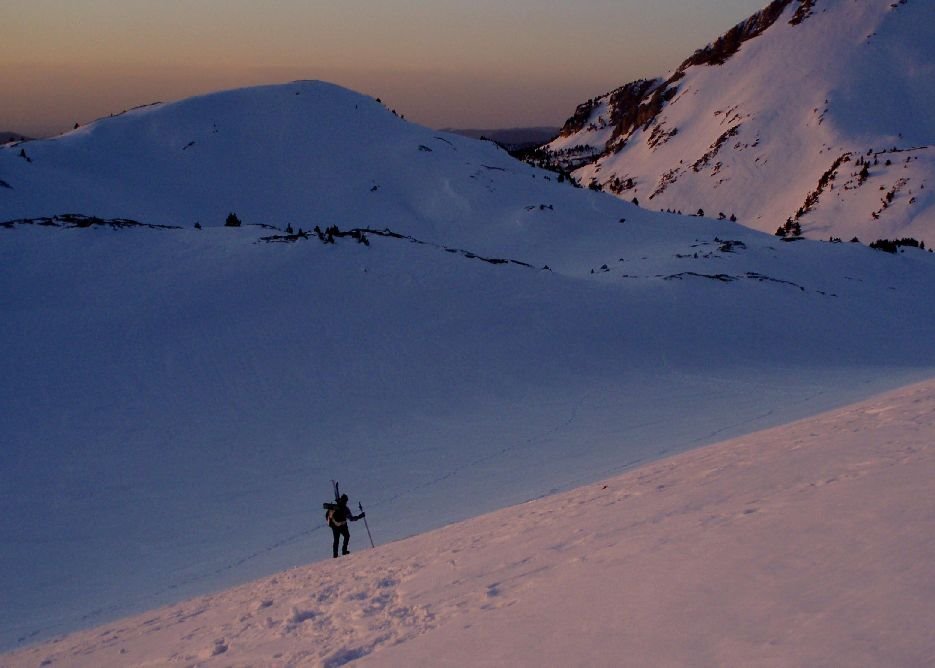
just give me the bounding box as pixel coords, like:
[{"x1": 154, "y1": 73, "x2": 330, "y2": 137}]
[{"x1": 327, "y1": 501, "x2": 362, "y2": 527}]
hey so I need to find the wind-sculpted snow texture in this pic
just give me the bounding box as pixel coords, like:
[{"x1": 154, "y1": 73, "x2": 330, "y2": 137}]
[
  {"x1": 2, "y1": 80, "x2": 935, "y2": 652},
  {"x1": 4, "y1": 379, "x2": 935, "y2": 666},
  {"x1": 546, "y1": 0, "x2": 935, "y2": 242}
]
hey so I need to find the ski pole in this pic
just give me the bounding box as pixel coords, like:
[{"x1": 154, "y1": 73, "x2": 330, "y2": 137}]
[{"x1": 359, "y1": 501, "x2": 375, "y2": 548}]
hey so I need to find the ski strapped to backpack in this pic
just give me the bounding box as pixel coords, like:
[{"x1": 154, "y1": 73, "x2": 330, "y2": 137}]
[{"x1": 323, "y1": 479, "x2": 340, "y2": 512}]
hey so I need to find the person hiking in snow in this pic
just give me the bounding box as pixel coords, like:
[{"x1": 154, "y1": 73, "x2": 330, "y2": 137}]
[{"x1": 327, "y1": 494, "x2": 365, "y2": 558}]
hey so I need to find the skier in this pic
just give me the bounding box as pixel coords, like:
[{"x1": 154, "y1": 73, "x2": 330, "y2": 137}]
[{"x1": 326, "y1": 494, "x2": 365, "y2": 558}]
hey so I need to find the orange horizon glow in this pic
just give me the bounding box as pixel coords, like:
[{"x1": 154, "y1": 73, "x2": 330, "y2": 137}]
[{"x1": 1, "y1": 0, "x2": 770, "y2": 136}]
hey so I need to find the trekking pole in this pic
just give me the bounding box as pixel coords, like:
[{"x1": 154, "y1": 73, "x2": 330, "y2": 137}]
[{"x1": 359, "y1": 501, "x2": 375, "y2": 548}]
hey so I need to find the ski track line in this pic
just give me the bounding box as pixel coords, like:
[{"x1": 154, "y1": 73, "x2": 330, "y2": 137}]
[{"x1": 371, "y1": 389, "x2": 590, "y2": 508}]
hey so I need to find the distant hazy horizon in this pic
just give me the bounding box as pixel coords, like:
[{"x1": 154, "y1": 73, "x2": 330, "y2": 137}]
[{"x1": 2, "y1": 1, "x2": 769, "y2": 137}]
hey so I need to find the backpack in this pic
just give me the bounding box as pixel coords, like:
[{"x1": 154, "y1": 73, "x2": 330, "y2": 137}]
[{"x1": 324, "y1": 502, "x2": 351, "y2": 525}]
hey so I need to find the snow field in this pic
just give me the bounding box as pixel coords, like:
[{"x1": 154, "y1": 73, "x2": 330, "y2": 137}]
[
  {"x1": 3, "y1": 198, "x2": 935, "y2": 652},
  {"x1": 3, "y1": 79, "x2": 935, "y2": 654},
  {"x1": 5, "y1": 377, "x2": 934, "y2": 667}
]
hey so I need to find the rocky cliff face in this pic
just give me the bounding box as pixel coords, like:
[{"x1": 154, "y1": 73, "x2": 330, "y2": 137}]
[{"x1": 555, "y1": 1, "x2": 798, "y2": 154}]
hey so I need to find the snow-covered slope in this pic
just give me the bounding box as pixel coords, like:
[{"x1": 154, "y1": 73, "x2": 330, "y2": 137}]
[
  {"x1": 0, "y1": 81, "x2": 599, "y2": 267},
  {"x1": 544, "y1": 0, "x2": 935, "y2": 242},
  {"x1": 2, "y1": 82, "x2": 515, "y2": 248},
  {"x1": 2, "y1": 80, "x2": 935, "y2": 652},
  {"x1": 5, "y1": 378, "x2": 934, "y2": 667}
]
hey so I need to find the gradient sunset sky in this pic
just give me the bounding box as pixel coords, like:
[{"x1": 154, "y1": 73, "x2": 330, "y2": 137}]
[{"x1": 3, "y1": 0, "x2": 769, "y2": 137}]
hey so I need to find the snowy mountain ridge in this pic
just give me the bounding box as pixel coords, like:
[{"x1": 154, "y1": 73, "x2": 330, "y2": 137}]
[{"x1": 542, "y1": 0, "x2": 935, "y2": 242}]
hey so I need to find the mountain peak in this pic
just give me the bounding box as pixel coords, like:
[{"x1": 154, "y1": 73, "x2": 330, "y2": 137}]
[
  {"x1": 542, "y1": 0, "x2": 934, "y2": 242},
  {"x1": 0, "y1": 80, "x2": 488, "y2": 234}
]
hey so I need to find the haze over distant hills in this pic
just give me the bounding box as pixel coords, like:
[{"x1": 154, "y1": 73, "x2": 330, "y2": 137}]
[
  {"x1": 541, "y1": 0, "x2": 935, "y2": 243},
  {"x1": 444, "y1": 126, "x2": 559, "y2": 150},
  {"x1": 0, "y1": 132, "x2": 30, "y2": 144}
]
